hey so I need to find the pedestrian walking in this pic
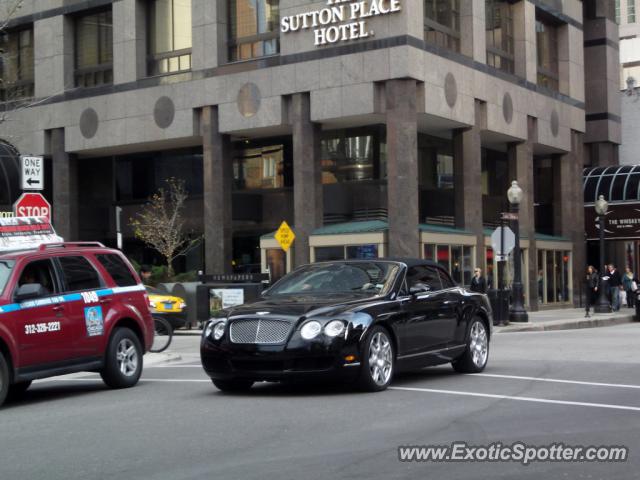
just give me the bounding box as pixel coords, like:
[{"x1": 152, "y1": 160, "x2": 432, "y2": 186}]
[
  {"x1": 622, "y1": 266, "x2": 637, "y2": 308},
  {"x1": 470, "y1": 268, "x2": 487, "y2": 293},
  {"x1": 584, "y1": 265, "x2": 599, "y2": 318},
  {"x1": 608, "y1": 264, "x2": 622, "y2": 312}
]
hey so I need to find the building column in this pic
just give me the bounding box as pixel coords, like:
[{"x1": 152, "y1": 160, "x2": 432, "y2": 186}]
[
  {"x1": 113, "y1": 0, "x2": 146, "y2": 84},
  {"x1": 51, "y1": 128, "x2": 78, "y2": 240},
  {"x1": 513, "y1": 0, "x2": 537, "y2": 84},
  {"x1": 202, "y1": 106, "x2": 232, "y2": 274},
  {"x1": 508, "y1": 137, "x2": 538, "y2": 311},
  {"x1": 553, "y1": 131, "x2": 586, "y2": 307},
  {"x1": 192, "y1": 0, "x2": 227, "y2": 69},
  {"x1": 34, "y1": 16, "x2": 74, "y2": 98},
  {"x1": 583, "y1": 0, "x2": 622, "y2": 165},
  {"x1": 291, "y1": 93, "x2": 322, "y2": 267},
  {"x1": 460, "y1": 0, "x2": 485, "y2": 62},
  {"x1": 453, "y1": 124, "x2": 484, "y2": 268},
  {"x1": 386, "y1": 79, "x2": 419, "y2": 258}
]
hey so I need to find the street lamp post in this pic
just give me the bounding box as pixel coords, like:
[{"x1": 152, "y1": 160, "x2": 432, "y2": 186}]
[
  {"x1": 507, "y1": 180, "x2": 528, "y2": 322},
  {"x1": 594, "y1": 195, "x2": 611, "y2": 313}
]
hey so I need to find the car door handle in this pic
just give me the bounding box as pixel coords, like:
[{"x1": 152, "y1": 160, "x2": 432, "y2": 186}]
[
  {"x1": 100, "y1": 298, "x2": 112, "y2": 304},
  {"x1": 52, "y1": 305, "x2": 64, "y2": 312}
]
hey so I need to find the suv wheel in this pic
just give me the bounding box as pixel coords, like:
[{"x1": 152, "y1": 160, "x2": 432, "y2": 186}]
[
  {"x1": 0, "y1": 354, "x2": 8, "y2": 407},
  {"x1": 101, "y1": 328, "x2": 143, "y2": 388}
]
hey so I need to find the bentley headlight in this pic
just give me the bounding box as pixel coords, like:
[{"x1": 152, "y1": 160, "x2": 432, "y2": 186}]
[
  {"x1": 204, "y1": 321, "x2": 216, "y2": 338},
  {"x1": 213, "y1": 322, "x2": 226, "y2": 340},
  {"x1": 324, "y1": 320, "x2": 345, "y2": 338},
  {"x1": 301, "y1": 321, "x2": 322, "y2": 340}
]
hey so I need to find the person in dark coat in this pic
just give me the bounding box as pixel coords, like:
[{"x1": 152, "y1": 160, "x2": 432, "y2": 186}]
[
  {"x1": 584, "y1": 265, "x2": 599, "y2": 317},
  {"x1": 608, "y1": 264, "x2": 623, "y2": 312},
  {"x1": 470, "y1": 267, "x2": 487, "y2": 293}
]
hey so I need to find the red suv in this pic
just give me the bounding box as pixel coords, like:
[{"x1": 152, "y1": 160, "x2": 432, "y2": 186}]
[{"x1": 0, "y1": 242, "x2": 154, "y2": 406}]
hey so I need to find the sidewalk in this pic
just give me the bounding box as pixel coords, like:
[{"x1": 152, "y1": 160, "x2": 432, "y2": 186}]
[{"x1": 495, "y1": 307, "x2": 637, "y2": 333}]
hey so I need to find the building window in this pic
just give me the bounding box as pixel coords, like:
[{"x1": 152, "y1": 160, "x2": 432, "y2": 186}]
[
  {"x1": 535, "y1": 15, "x2": 559, "y2": 91},
  {"x1": 629, "y1": 0, "x2": 636, "y2": 23},
  {"x1": 0, "y1": 27, "x2": 34, "y2": 101},
  {"x1": 424, "y1": 0, "x2": 461, "y2": 52},
  {"x1": 233, "y1": 145, "x2": 289, "y2": 190},
  {"x1": 228, "y1": 0, "x2": 280, "y2": 62},
  {"x1": 485, "y1": 0, "x2": 514, "y2": 74},
  {"x1": 148, "y1": 0, "x2": 192, "y2": 76},
  {"x1": 321, "y1": 134, "x2": 376, "y2": 184},
  {"x1": 616, "y1": 0, "x2": 621, "y2": 24},
  {"x1": 424, "y1": 243, "x2": 473, "y2": 285},
  {"x1": 75, "y1": 10, "x2": 113, "y2": 87},
  {"x1": 419, "y1": 134, "x2": 454, "y2": 225}
]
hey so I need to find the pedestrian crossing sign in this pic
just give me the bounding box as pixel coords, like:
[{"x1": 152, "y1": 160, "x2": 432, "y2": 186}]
[{"x1": 275, "y1": 221, "x2": 295, "y2": 252}]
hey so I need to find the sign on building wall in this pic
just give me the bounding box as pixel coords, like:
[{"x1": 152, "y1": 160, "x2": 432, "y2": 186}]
[
  {"x1": 281, "y1": 0, "x2": 402, "y2": 46},
  {"x1": 20, "y1": 155, "x2": 45, "y2": 191},
  {"x1": 585, "y1": 203, "x2": 640, "y2": 240}
]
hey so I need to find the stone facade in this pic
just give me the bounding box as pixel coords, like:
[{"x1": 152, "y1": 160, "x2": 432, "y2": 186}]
[{"x1": 0, "y1": 0, "x2": 622, "y2": 309}]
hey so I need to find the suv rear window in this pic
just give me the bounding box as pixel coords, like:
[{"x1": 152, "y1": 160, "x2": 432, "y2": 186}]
[
  {"x1": 96, "y1": 254, "x2": 137, "y2": 287},
  {"x1": 58, "y1": 256, "x2": 102, "y2": 292}
]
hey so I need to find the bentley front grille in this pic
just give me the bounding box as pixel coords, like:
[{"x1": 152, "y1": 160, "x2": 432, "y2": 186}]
[{"x1": 229, "y1": 319, "x2": 292, "y2": 344}]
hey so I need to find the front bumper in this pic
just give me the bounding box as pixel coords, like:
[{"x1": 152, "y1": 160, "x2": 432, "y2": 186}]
[{"x1": 200, "y1": 329, "x2": 363, "y2": 383}]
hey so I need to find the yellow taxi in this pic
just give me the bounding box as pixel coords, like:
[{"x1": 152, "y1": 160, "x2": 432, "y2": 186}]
[{"x1": 145, "y1": 286, "x2": 187, "y2": 328}]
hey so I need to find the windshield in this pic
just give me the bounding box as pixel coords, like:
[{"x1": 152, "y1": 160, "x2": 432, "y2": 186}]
[
  {"x1": 265, "y1": 262, "x2": 400, "y2": 297},
  {"x1": 0, "y1": 260, "x2": 15, "y2": 296}
]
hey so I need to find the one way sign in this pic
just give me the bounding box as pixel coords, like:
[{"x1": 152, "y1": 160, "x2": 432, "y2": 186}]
[{"x1": 20, "y1": 155, "x2": 44, "y2": 191}]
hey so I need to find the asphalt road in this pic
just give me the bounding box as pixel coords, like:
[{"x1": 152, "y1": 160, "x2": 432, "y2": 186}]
[{"x1": 2, "y1": 324, "x2": 640, "y2": 480}]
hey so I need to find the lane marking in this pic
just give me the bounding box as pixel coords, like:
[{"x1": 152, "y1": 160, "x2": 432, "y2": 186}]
[
  {"x1": 467, "y1": 373, "x2": 640, "y2": 390},
  {"x1": 36, "y1": 377, "x2": 640, "y2": 412},
  {"x1": 389, "y1": 386, "x2": 640, "y2": 412}
]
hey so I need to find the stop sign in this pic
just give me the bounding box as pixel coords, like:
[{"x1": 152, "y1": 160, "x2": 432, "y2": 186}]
[{"x1": 14, "y1": 193, "x2": 52, "y2": 223}]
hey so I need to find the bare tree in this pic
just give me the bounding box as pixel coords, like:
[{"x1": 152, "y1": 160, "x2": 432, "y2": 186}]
[{"x1": 130, "y1": 178, "x2": 201, "y2": 278}]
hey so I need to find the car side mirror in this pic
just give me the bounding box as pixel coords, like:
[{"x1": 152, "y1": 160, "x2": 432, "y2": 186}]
[
  {"x1": 15, "y1": 283, "x2": 47, "y2": 302},
  {"x1": 409, "y1": 284, "x2": 431, "y2": 296}
]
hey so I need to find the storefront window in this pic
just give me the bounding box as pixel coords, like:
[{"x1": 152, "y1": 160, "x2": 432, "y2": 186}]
[
  {"x1": 228, "y1": 0, "x2": 279, "y2": 62},
  {"x1": 535, "y1": 14, "x2": 559, "y2": 91},
  {"x1": 148, "y1": 0, "x2": 192, "y2": 76},
  {"x1": 0, "y1": 27, "x2": 34, "y2": 100},
  {"x1": 538, "y1": 248, "x2": 571, "y2": 304},
  {"x1": 424, "y1": 0, "x2": 461, "y2": 52},
  {"x1": 75, "y1": 10, "x2": 113, "y2": 87},
  {"x1": 233, "y1": 145, "x2": 288, "y2": 190},
  {"x1": 424, "y1": 243, "x2": 473, "y2": 285},
  {"x1": 315, "y1": 246, "x2": 347, "y2": 262},
  {"x1": 316, "y1": 245, "x2": 379, "y2": 262},
  {"x1": 346, "y1": 245, "x2": 378, "y2": 259},
  {"x1": 485, "y1": 0, "x2": 514, "y2": 74}
]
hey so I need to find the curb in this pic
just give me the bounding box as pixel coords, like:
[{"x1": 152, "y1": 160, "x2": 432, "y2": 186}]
[
  {"x1": 495, "y1": 314, "x2": 635, "y2": 333},
  {"x1": 144, "y1": 351, "x2": 183, "y2": 366}
]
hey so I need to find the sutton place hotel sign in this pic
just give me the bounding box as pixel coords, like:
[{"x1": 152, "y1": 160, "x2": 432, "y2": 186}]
[{"x1": 280, "y1": 0, "x2": 402, "y2": 46}]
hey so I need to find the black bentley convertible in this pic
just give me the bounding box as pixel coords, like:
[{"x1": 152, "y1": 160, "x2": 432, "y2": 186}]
[{"x1": 201, "y1": 259, "x2": 493, "y2": 392}]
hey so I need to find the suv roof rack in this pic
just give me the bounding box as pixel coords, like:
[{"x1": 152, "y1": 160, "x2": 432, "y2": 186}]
[{"x1": 38, "y1": 242, "x2": 106, "y2": 251}]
